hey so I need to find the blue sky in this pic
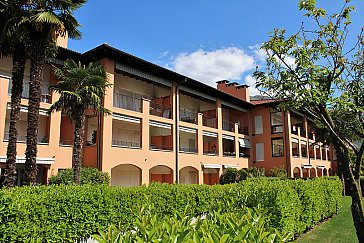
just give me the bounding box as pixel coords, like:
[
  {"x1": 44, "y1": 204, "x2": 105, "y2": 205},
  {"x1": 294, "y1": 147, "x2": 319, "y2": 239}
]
[{"x1": 69, "y1": 0, "x2": 364, "y2": 94}]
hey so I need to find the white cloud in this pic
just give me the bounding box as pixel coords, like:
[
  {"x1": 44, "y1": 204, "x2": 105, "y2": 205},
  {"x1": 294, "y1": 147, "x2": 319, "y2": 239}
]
[
  {"x1": 167, "y1": 47, "x2": 255, "y2": 87},
  {"x1": 244, "y1": 75, "x2": 261, "y2": 96},
  {"x1": 249, "y1": 44, "x2": 267, "y2": 63}
]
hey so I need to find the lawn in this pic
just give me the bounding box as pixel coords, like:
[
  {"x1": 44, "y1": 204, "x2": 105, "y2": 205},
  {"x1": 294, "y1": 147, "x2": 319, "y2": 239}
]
[{"x1": 295, "y1": 196, "x2": 358, "y2": 243}]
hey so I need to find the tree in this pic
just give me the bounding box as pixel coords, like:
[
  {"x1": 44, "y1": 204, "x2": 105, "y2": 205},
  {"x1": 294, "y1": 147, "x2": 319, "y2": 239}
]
[
  {"x1": 16, "y1": 0, "x2": 86, "y2": 185},
  {"x1": 253, "y1": 0, "x2": 364, "y2": 240},
  {"x1": 49, "y1": 59, "x2": 110, "y2": 184},
  {"x1": 0, "y1": 0, "x2": 28, "y2": 187}
]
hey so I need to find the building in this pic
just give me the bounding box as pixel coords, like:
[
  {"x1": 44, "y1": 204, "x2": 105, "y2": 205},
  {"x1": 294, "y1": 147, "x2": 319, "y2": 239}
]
[{"x1": 0, "y1": 38, "x2": 336, "y2": 186}]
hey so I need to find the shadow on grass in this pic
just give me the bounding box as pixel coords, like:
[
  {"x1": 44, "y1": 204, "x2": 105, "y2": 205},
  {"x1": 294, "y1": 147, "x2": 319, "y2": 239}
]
[{"x1": 295, "y1": 196, "x2": 358, "y2": 243}]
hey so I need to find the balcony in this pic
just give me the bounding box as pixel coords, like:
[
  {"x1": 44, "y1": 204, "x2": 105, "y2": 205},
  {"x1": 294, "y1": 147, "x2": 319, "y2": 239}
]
[
  {"x1": 150, "y1": 121, "x2": 173, "y2": 151},
  {"x1": 8, "y1": 81, "x2": 51, "y2": 103},
  {"x1": 222, "y1": 120, "x2": 235, "y2": 133},
  {"x1": 308, "y1": 132, "x2": 314, "y2": 140},
  {"x1": 300, "y1": 129, "x2": 307, "y2": 138},
  {"x1": 3, "y1": 132, "x2": 49, "y2": 144},
  {"x1": 271, "y1": 125, "x2": 283, "y2": 134},
  {"x1": 222, "y1": 135, "x2": 235, "y2": 157},
  {"x1": 150, "y1": 101, "x2": 172, "y2": 119},
  {"x1": 179, "y1": 127, "x2": 197, "y2": 153},
  {"x1": 203, "y1": 131, "x2": 218, "y2": 156},
  {"x1": 112, "y1": 116, "x2": 141, "y2": 149},
  {"x1": 180, "y1": 109, "x2": 197, "y2": 124},
  {"x1": 203, "y1": 116, "x2": 217, "y2": 129},
  {"x1": 238, "y1": 124, "x2": 249, "y2": 135},
  {"x1": 60, "y1": 139, "x2": 73, "y2": 146},
  {"x1": 113, "y1": 93, "x2": 142, "y2": 112}
]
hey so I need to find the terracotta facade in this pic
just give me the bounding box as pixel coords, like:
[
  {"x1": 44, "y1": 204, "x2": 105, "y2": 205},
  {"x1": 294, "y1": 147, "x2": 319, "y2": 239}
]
[{"x1": 0, "y1": 40, "x2": 336, "y2": 186}]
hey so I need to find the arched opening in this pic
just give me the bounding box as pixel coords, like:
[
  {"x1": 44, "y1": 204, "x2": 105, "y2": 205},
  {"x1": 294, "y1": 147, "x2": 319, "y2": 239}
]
[
  {"x1": 111, "y1": 164, "x2": 141, "y2": 187},
  {"x1": 317, "y1": 168, "x2": 323, "y2": 177},
  {"x1": 328, "y1": 168, "x2": 332, "y2": 176},
  {"x1": 302, "y1": 168, "x2": 309, "y2": 178},
  {"x1": 323, "y1": 168, "x2": 328, "y2": 176},
  {"x1": 203, "y1": 168, "x2": 219, "y2": 185},
  {"x1": 310, "y1": 168, "x2": 316, "y2": 178},
  {"x1": 293, "y1": 167, "x2": 301, "y2": 178},
  {"x1": 179, "y1": 166, "x2": 199, "y2": 184},
  {"x1": 150, "y1": 165, "x2": 173, "y2": 184}
]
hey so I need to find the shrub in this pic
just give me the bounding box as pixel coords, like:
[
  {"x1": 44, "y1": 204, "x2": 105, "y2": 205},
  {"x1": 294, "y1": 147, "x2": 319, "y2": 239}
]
[
  {"x1": 219, "y1": 168, "x2": 238, "y2": 185},
  {"x1": 0, "y1": 177, "x2": 342, "y2": 242},
  {"x1": 48, "y1": 167, "x2": 110, "y2": 185},
  {"x1": 268, "y1": 166, "x2": 288, "y2": 179},
  {"x1": 220, "y1": 167, "x2": 265, "y2": 184},
  {"x1": 93, "y1": 204, "x2": 291, "y2": 243}
]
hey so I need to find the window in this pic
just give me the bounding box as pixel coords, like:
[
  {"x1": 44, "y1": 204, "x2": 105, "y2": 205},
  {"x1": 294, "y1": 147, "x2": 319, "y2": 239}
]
[
  {"x1": 270, "y1": 112, "x2": 283, "y2": 134},
  {"x1": 256, "y1": 143, "x2": 264, "y2": 161},
  {"x1": 272, "y1": 138, "x2": 284, "y2": 157},
  {"x1": 301, "y1": 140, "x2": 308, "y2": 158},
  {"x1": 291, "y1": 138, "x2": 299, "y2": 157},
  {"x1": 255, "y1": 116, "x2": 263, "y2": 134}
]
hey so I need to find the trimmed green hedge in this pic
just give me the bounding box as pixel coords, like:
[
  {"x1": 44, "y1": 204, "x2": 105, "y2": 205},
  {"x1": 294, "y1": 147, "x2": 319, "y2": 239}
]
[{"x1": 0, "y1": 177, "x2": 342, "y2": 242}]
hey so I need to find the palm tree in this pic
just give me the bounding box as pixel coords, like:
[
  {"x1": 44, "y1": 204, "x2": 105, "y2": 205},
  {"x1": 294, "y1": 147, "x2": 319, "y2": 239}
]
[
  {"x1": 0, "y1": 0, "x2": 28, "y2": 187},
  {"x1": 18, "y1": 0, "x2": 86, "y2": 184},
  {"x1": 49, "y1": 59, "x2": 110, "y2": 184}
]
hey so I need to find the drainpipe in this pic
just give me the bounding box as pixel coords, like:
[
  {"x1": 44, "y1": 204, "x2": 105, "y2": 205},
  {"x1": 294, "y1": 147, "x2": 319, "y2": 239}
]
[
  {"x1": 97, "y1": 113, "x2": 102, "y2": 170},
  {"x1": 175, "y1": 78, "x2": 187, "y2": 183},
  {"x1": 284, "y1": 111, "x2": 290, "y2": 177}
]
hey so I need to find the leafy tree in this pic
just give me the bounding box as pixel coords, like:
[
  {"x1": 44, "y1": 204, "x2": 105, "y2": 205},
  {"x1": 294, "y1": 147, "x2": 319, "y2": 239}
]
[
  {"x1": 49, "y1": 59, "x2": 110, "y2": 184},
  {"x1": 18, "y1": 0, "x2": 86, "y2": 185},
  {"x1": 0, "y1": 0, "x2": 29, "y2": 187},
  {"x1": 253, "y1": 0, "x2": 364, "y2": 239}
]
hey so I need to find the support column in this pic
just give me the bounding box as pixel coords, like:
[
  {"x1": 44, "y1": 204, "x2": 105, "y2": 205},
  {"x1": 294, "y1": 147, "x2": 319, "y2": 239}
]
[
  {"x1": 198, "y1": 114, "x2": 203, "y2": 155},
  {"x1": 216, "y1": 99, "x2": 223, "y2": 158}
]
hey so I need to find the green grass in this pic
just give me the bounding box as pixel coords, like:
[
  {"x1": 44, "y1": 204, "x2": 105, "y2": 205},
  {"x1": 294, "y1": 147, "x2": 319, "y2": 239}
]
[{"x1": 295, "y1": 196, "x2": 357, "y2": 243}]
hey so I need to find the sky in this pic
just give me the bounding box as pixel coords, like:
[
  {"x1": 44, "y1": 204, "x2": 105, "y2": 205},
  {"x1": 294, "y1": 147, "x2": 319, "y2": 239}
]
[{"x1": 69, "y1": 0, "x2": 364, "y2": 95}]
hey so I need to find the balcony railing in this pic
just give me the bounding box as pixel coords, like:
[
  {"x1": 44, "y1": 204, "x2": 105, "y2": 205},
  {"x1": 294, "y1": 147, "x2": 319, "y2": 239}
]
[
  {"x1": 112, "y1": 140, "x2": 141, "y2": 148},
  {"x1": 59, "y1": 139, "x2": 74, "y2": 146},
  {"x1": 8, "y1": 81, "x2": 51, "y2": 103},
  {"x1": 291, "y1": 126, "x2": 299, "y2": 135},
  {"x1": 271, "y1": 125, "x2": 283, "y2": 134},
  {"x1": 150, "y1": 101, "x2": 172, "y2": 119},
  {"x1": 4, "y1": 132, "x2": 48, "y2": 144},
  {"x1": 113, "y1": 93, "x2": 142, "y2": 112},
  {"x1": 203, "y1": 116, "x2": 217, "y2": 128},
  {"x1": 308, "y1": 132, "x2": 314, "y2": 140},
  {"x1": 300, "y1": 129, "x2": 306, "y2": 138},
  {"x1": 203, "y1": 150, "x2": 218, "y2": 156},
  {"x1": 238, "y1": 125, "x2": 249, "y2": 135},
  {"x1": 223, "y1": 151, "x2": 236, "y2": 157},
  {"x1": 179, "y1": 146, "x2": 197, "y2": 153},
  {"x1": 150, "y1": 143, "x2": 173, "y2": 151},
  {"x1": 239, "y1": 153, "x2": 250, "y2": 158},
  {"x1": 222, "y1": 120, "x2": 235, "y2": 132},
  {"x1": 179, "y1": 109, "x2": 197, "y2": 124}
]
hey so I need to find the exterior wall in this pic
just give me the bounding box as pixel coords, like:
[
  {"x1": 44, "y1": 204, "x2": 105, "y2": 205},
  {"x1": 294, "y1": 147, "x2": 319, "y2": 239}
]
[{"x1": 0, "y1": 49, "x2": 336, "y2": 186}]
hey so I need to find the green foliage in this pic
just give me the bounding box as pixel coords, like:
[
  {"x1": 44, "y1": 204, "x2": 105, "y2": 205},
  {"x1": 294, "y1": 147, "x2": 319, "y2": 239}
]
[
  {"x1": 220, "y1": 167, "x2": 265, "y2": 184},
  {"x1": 48, "y1": 167, "x2": 110, "y2": 185},
  {"x1": 93, "y1": 204, "x2": 291, "y2": 243},
  {"x1": 268, "y1": 166, "x2": 288, "y2": 179},
  {"x1": 0, "y1": 178, "x2": 342, "y2": 242}
]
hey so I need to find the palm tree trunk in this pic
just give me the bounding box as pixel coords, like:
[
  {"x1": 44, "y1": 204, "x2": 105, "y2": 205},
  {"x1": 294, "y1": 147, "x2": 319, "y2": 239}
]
[
  {"x1": 24, "y1": 39, "x2": 47, "y2": 185},
  {"x1": 73, "y1": 109, "x2": 85, "y2": 184},
  {"x1": 3, "y1": 44, "x2": 26, "y2": 187}
]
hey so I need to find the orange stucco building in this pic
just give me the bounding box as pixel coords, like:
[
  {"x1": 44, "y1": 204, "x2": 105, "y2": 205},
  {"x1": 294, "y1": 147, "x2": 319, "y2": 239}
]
[{"x1": 0, "y1": 39, "x2": 336, "y2": 186}]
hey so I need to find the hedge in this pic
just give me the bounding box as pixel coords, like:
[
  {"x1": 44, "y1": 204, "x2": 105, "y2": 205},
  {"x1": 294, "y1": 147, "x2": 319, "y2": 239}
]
[{"x1": 0, "y1": 177, "x2": 342, "y2": 242}]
